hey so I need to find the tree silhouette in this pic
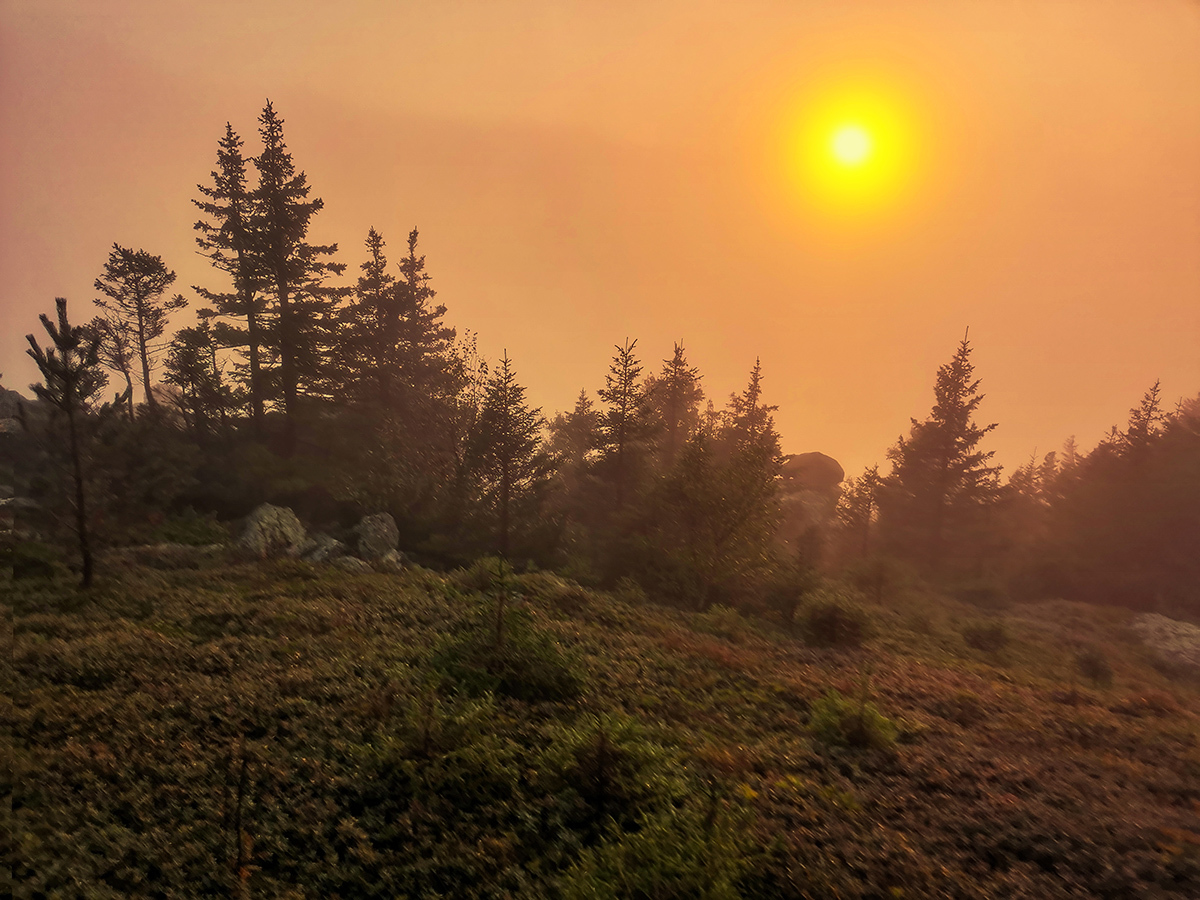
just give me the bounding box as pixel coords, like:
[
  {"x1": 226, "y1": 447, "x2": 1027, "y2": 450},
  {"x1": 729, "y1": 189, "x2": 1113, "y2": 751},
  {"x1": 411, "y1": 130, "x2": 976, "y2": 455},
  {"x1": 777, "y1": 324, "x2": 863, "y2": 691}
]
[
  {"x1": 87, "y1": 312, "x2": 137, "y2": 420},
  {"x1": 467, "y1": 352, "x2": 550, "y2": 558},
  {"x1": 646, "y1": 340, "x2": 703, "y2": 469},
  {"x1": 23, "y1": 299, "x2": 116, "y2": 587},
  {"x1": 252, "y1": 100, "x2": 345, "y2": 451},
  {"x1": 93, "y1": 244, "x2": 186, "y2": 411},
  {"x1": 597, "y1": 339, "x2": 651, "y2": 509},
  {"x1": 194, "y1": 124, "x2": 268, "y2": 434},
  {"x1": 878, "y1": 334, "x2": 1000, "y2": 573}
]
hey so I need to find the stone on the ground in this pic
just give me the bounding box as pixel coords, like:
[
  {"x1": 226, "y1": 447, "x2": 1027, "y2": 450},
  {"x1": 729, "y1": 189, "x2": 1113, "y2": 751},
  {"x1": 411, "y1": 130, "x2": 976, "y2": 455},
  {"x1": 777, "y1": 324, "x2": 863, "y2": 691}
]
[
  {"x1": 1132, "y1": 613, "x2": 1200, "y2": 672},
  {"x1": 301, "y1": 534, "x2": 345, "y2": 563},
  {"x1": 355, "y1": 513, "x2": 398, "y2": 561},
  {"x1": 333, "y1": 556, "x2": 374, "y2": 575},
  {"x1": 375, "y1": 549, "x2": 407, "y2": 574},
  {"x1": 238, "y1": 504, "x2": 306, "y2": 558}
]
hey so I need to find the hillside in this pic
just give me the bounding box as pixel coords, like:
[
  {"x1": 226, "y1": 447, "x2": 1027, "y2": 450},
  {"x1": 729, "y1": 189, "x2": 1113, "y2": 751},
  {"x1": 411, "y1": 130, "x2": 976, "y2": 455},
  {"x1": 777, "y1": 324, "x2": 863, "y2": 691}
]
[{"x1": 7, "y1": 554, "x2": 1200, "y2": 899}]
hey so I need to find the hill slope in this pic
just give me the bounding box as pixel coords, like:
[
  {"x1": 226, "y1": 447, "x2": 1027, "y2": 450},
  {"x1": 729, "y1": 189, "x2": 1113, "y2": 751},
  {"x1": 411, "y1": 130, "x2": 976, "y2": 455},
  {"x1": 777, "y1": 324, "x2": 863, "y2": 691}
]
[{"x1": 7, "y1": 557, "x2": 1200, "y2": 898}]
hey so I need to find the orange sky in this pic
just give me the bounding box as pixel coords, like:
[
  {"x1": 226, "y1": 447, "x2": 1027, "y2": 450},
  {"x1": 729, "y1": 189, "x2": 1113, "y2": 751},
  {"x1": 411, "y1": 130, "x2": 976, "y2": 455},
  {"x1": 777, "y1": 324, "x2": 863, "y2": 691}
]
[{"x1": 3, "y1": 0, "x2": 1198, "y2": 476}]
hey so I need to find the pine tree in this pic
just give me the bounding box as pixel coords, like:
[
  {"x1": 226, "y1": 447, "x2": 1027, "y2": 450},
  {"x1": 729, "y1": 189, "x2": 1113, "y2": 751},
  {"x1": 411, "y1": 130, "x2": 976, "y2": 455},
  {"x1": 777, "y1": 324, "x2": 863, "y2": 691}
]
[
  {"x1": 87, "y1": 312, "x2": 137, "y2": 420},
  {"x1": 23, "y1": 299, "x2": 115, "y2": 587},
  {"x1": 467, "y1": 352, "x2": 550, "y2": 558},
  {"x1": 93, "y1": 244, "x2": 186, "y2": 411},
  {"x1": 877, "y1": 334, "x2": 1000, "y2": 572},
  {"x1": 341, "y1": 227, "x2": 399, "y2": 406},
  {"x1": 646, "y1": 341, "x2": 703, "y2": 469},
  {"x1": 252, "y1": 100, "x2": 346, "y2": 450},
  {"x1": 836, "y1": 465, "x2": 881, "y2": 558},
  {"x1": 193, "y1": 123, "x2": 268, "y2": 433},
  {"x1": 163, "y1": 315, "x2": 236, "y2": 438},
  {"x1": 597, "y1": 338, "x2": 651, "y2": 509}
]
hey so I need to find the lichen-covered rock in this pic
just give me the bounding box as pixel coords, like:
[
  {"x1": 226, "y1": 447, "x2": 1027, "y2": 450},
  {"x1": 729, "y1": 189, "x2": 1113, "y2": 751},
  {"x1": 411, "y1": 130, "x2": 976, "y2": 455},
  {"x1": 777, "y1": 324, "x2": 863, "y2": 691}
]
[
  {"x1": 1132, "y1": 613, "x2": 1200, "y2": 672},
  {"x1": 238, "y1": 504, "x2": 305, "y2": 558},
  {"x1": 333, "y1": 556, "x2": 373, "y2": 575},
  {"x1": 355, "y1": 513, "x2": 398, "y2": 561},
  {"x1": 375, "y1": 549, "x2": 408, "y2": 574},
  {"x1": 301, "y1": 534, "x2": 345, "y2": 563}
]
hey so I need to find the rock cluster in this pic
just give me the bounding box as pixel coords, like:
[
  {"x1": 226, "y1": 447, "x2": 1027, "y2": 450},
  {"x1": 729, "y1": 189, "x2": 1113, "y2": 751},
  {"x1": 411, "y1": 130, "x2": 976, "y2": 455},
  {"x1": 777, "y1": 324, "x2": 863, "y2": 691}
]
[{"x1": 236, "y1": 503, "x2": 404, "y2": 573}]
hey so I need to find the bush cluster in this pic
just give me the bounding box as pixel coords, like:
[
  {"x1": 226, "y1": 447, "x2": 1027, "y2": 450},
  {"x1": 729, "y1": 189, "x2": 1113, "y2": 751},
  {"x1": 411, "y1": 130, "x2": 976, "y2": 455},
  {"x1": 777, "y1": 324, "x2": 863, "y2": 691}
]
[
  {"x1": 962, "y1": 620, "x2": 1009, "y2": 652},
  {"x1": 799, "y1": 591, "x2": 873, "y2": 648}
]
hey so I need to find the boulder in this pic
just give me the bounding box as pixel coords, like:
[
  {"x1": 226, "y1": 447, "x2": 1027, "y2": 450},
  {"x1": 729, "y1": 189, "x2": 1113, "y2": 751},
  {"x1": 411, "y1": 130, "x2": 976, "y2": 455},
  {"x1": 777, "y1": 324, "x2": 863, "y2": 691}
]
[
  {"x1": 300, "y1": 533, "x2": 345, "y2": 563},
  {"x1": 333, "y1": 556, "x2": 374, "y2": 575},
  {"x1": 1132, "y1": 613, "x2": 1200, "y2": 672},
  {"x1": 777, "y1": 452, "x2": 845, "y2": 545},
  {"x1": 375, "y1": 549, "x2": 408, "y2": 574},
  {"x1": 356, "y1": 513, "x2": 399, "y2": 561},
  {"x1": 238, "y1": 504, "x2": 306, "y2": 558}
]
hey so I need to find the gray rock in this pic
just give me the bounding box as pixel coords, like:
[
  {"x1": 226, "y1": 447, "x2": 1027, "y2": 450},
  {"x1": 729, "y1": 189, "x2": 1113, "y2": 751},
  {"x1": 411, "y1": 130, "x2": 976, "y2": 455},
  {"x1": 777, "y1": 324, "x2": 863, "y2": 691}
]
[
  {"x1": 302, "y1": 534, "x2": 345, "y2": 563},
  {"x1": 238, "y1": 504, "x2": 306, "y2": 558},
  {"x1": 356, "y1": 513, "x2": 399, "y2": 561},
  {"x1": 375, "y1": 549, "x2": 408, "y2": 574},
  {"x1": 1132, "y1": 613, "x2": 1200, "y2": 672},
  {"x1": 333, "y1": 556, "x2": 374, "y2": 575}
]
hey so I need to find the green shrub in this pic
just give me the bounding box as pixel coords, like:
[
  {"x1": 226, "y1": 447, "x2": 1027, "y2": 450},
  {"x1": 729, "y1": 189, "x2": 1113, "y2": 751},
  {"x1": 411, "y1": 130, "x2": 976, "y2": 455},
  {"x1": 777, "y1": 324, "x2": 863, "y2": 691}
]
[
  {"x1": 556, "y1": 801, "x2": 750, "y2": 900},
  {"x1": 808, "y1": 688, "x2": 898, "y2": 751},
  {"x1": 451, "y1": 556, "x2": 510, "y2": 594},
  {"x1": 799, "y1": 592, "x2": 872, "y2": 648},
  {"x1": 695, "y1": 605, "x2": 747, "y2": 643},
  {"x1": 149, "y1": 510, "x2": 230, "y2": 546},
  {"x1": 9, "y1": 541, "x2": 63, "y2": 580},
  {"x1": 432, "y1": 604, "x2": 585, "y2": 703},
  {"x1": 1075, "y1": 645, "x2": 1114, "y2": 687},
  {"x1": 962, "y1": 620, "x2": 1009, "y2": 652}
]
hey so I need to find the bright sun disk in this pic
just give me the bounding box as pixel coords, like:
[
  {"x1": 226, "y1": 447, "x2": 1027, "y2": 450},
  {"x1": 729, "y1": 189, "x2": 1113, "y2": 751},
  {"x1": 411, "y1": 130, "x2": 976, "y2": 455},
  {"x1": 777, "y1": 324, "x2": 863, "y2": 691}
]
[{"x1": 831, "y1": 124, "x2": 872, "y2": 166}]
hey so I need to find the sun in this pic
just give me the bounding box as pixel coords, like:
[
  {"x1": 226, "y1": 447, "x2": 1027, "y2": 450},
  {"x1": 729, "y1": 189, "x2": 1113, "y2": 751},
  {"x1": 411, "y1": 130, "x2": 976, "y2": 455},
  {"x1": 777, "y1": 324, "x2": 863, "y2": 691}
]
[
  {"x1": 831, "y1": 124, "x2": 872, "y2": 167},
  {"x1": 779, "y1": 80, "x2": 923, "y2": 221}
]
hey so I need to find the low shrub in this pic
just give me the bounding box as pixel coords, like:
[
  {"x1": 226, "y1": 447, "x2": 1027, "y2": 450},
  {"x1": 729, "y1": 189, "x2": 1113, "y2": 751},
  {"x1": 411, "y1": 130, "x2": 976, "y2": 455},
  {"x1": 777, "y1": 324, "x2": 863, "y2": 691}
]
[
  {"x1": 1075, "y1": 645, "x2": 1114, "y2": 687},
  {"x1": 9, "y1": 541, "x2": 63, "y2": 580},
  {"x1": 808, "y1": 687, "x2": 898, "y2": 751},
  {"x1": 432, "y1": 604, "x2": 585, "y2": 703},
  {"x1": 556, "y1": 801, "x2": 750, "y2": 900},
  {"x1": 962, "y1": 620, "x2": 1009, "y2": 652},
  {"x1": 799, "y1": 592, "x2": 872, "y2": 648},
  {"x1": 932, "y1": 690, "x2": 988, "y2": 727}
]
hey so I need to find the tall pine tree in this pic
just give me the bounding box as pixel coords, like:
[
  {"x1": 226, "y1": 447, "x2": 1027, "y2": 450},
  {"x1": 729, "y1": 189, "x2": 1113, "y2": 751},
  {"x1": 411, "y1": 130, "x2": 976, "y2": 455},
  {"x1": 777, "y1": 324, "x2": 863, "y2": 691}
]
[
  {"x1": 877, "y1": 334, "x2": 1000, "y2": 573},
  {"x1": 252, "y1": 100, "x2": 345, "y2": 451},
  {"x1": 193, "y1": 123, "x2": 268, "y2": 433}
]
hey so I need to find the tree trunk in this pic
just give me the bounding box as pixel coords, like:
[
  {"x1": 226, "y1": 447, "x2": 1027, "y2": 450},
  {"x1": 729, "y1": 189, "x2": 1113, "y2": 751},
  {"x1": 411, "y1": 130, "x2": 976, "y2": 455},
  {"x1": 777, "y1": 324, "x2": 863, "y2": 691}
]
[
  {"x1": 67, "y1": 406, "x2": 93, "y2": 588},
  {"x1": 246, "y1": 307, "x2": 264, "y2": 437},
  {"x1": 136, "y1": 307, "x2": 157, "y2": 410}
]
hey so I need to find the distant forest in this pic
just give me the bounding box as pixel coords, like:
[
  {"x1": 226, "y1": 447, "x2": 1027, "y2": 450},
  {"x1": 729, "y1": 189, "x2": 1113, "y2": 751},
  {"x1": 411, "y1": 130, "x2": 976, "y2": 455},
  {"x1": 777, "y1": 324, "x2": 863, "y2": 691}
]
[{"x1": 6, "y1": 101, "x2": 1199, "y2": 617}]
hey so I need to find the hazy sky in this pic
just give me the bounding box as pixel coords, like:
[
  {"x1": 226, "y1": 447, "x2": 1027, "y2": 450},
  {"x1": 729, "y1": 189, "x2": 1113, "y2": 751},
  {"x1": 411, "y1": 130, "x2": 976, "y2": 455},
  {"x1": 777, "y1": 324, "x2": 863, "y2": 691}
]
[{"x1": 3, "y1": 0, "x2": 1198, "y2": 476}]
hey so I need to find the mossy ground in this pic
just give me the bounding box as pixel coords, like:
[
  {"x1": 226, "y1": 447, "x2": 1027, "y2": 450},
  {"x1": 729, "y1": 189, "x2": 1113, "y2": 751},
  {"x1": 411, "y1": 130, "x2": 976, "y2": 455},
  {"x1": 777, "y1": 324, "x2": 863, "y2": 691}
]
[{"x1": 6, "y1": 558, "x2": 1199, "y2": 898}]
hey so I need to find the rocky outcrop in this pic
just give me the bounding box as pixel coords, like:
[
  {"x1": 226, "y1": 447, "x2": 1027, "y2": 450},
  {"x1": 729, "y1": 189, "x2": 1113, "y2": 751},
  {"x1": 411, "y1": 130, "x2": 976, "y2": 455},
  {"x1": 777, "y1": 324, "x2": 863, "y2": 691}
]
[
  {"x1": 1132, "y1": 613, "x2": 1200, "y2": 672},
  {"x1": 333, "y1": 556, "x2": 374, "y2": 575},
  {"x1": 355, "y1": 513, "x2": 398, "y2": 561},
  {"x1": 297, "y1": 534, "x2": 346, "y2": 563},
  {"x1": 238, "y1": 504, "x2": 306, "y2": 558},
  {"x1": 777, "y1": 452, "x2": 845, "y2": 545}
]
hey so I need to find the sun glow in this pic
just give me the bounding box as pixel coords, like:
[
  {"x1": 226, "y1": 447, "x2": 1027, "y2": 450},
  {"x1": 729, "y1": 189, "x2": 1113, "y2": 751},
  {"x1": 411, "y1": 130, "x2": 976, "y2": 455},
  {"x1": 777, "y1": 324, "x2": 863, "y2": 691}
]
[
  {"x1": 781, "y1": 79, "x2": 923, "y2": 221},
  {"x1": 831, "y1": 124, "x2": 872, "y2": 166}
]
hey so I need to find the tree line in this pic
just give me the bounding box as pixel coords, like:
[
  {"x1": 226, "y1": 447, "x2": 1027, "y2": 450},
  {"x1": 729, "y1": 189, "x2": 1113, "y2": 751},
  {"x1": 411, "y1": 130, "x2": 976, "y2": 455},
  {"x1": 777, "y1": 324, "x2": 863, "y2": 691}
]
[{"x1": 10, "y1": 101, "x2": 1199, "y2": 616}]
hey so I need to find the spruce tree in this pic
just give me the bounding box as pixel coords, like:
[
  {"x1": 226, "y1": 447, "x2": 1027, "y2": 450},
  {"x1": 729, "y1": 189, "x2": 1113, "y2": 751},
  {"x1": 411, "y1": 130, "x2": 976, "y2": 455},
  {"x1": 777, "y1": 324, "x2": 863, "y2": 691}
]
[
  {"x1": 23, "y1": 299, "x2": 114, "y2": 587},
  {"x1": 647, "y1": 341, "x2": 703, "y2": 469},
  {"x1": 251, "y1": 100, "x2": 346, "y2": 450},
  {"x1": 87, "y1": 312, "x2": 137, "y2": 420},
  {"x1": 467, "y1": 352, "x2": 550, "y2": 558},
  {"x1": 193, "y1": 123, "x2": 268, "y2": 433},
  {"x1": 597, "y1": 338, "x2": 651, "y2": 509},
  {"x1": 877, "y1": 334, "x2": 1000, "y2": 572},
  {"x1": 93, "y1": 244, "x2": 186, "y2": 411}
]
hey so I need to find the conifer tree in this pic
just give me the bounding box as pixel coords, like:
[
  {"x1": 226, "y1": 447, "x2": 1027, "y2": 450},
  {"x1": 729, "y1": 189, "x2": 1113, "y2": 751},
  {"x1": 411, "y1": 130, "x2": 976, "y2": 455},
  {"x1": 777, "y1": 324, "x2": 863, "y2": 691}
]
[
  {"x1": 597, "y1": 339, "x2": 651, "y2": 509},
  {"x1": 341, "y1": 227, "x2": 399, "y2": 406},
  {"x1": 647, "y1": 341, "x2": 703, "y2": 469},
  {"x1": 23, "y1": 299, "x2": 115, "y2": 587},
  {"x1": 193, "y1": 123, "x2": 268, "y2": 433},
  {"x1": 87, "y1": 312, "x2": 137, "y2": 420},
  {"x1": 468, "y1": 352, "x2": 550, "y2": 558},
  {"x1": 163, "y1": 315, "x2": 235, "y2": 438},
  {"x1": 252, "y1": 100, "x2": 346, "y2": 450},
  {"x1": 93, "y1": 244, "x2": 186, "y2": 411},
  {"x1": 877, "y1": 334, "x2": 1000, "y2": 572},
  {"x1": 837, "y1": 465, "x2": 882, "y2": 558}
]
